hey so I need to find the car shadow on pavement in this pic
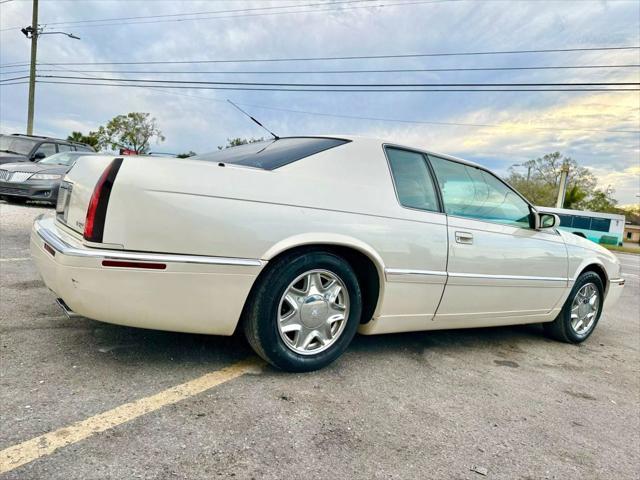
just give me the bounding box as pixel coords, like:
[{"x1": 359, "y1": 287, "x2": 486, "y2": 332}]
[
  {"x1": 76, "y1": 316, "x2": 547, "y2": 370},
  {"x1": 79, "y1": 318, "x2": 253, "y2": 367},
  {"x1": 0, "y1": 199, "x2": 54, "y2": 209}
]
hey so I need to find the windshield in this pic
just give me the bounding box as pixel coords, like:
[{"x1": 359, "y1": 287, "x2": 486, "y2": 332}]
[
  {"x1": 0, "y1": 136, "x2": 37, "y2": 155},
  {"x1": 192, "y1": 137, "x2": 349, "y2": 170},
  {"x1": 37, "y1": 151, "x2": 94, "y2": 166}
]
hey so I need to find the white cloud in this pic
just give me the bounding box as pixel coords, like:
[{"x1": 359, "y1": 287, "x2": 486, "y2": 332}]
[{"x1": 1, "y1": 0, "x2": 639, "y2": 202}]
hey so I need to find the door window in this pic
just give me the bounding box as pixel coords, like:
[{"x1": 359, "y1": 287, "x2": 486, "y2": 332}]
[
  {"x1": 386, "y1": 147, "x2": 439, "y2": 212},
  {"x1": 429, "y1": 155, "x2": 531, "y2": 227},
  {"x1": 34, "y1": 143, "x2": 57, "y2": 158},
  {"x1": 57, "y1": 144, "x2": 74, "y2": 152}
]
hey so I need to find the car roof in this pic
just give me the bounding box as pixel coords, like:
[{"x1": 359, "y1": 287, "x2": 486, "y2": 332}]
[
  {"x1": 4, "y1": 133, "x2": 91, "y2": 147},
  {"x1": 301, "y1": 135, "x2": 485, "y2": 169}
]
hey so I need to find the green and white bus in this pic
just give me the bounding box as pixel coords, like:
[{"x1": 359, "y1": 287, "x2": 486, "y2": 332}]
[{"x1": 539, "y1": 207, "x2": 625, "y2": 246}]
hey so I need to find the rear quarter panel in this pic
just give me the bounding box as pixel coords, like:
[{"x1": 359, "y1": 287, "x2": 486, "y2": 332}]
[{"x1": 102, "y1": 140, "x2": 449, "y2": 324}]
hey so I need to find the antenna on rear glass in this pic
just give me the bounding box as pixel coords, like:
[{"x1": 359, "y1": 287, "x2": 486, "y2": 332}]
[{"x1": 226, "y1": 99, "x2": 279, "y2": 140}]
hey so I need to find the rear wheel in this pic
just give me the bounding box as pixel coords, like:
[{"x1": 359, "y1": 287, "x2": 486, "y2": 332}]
[
  {"x1": 543, "y1": 271, "x2": 604, "y2": 343},
  {"x1": 242, "y1": 251, "x2": 362, "y2": 372}
]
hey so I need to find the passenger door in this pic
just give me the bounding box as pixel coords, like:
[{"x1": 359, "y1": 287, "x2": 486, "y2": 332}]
[{"x1": 428, "y1": 155, "x2": 568, "y2": 326}]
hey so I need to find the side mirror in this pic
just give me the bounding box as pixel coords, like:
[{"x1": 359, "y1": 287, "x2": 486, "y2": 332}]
[
  {"x1": 537, "y1": 212, "x2": 560, "y2": 230},
  {"x1": 31, "y1": 152, "x2": 46, "y2": 161}
]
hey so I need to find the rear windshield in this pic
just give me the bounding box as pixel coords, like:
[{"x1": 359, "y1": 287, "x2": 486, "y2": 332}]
[{"x1": 192, "y1": 137, "x2": 349, "y2": 170}]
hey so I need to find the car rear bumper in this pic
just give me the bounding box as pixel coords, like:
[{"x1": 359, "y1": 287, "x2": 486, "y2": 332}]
[
  {"x1": 31, "y1": 215, "x2": 264, "y2": 335},
  {"x1": 0, "y1": 179, "x2": 60, "y2": 202}
]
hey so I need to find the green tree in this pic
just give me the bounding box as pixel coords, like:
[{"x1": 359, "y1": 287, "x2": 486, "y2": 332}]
[
  {"x1": 579, "y1": 187, "x2": 619, "y2": 213},
  {"x1": 176, "y1": 150, "x2": 197, "y2": 158},
  {"x1": 563, "y1": 185, "x2": 588, "y2": 209},
  {"x1": 67, "y1": 131, "x2": 99, "y2": 148},
  {"x1": 506, "y1": 152, "x2": 597, "y2": 207},
  {"x1": 217, "y1": 137, "x2": 264, "y2": 150},
  {"x1": 95, "y1": 113, "x2": 165, "y2": 154}
]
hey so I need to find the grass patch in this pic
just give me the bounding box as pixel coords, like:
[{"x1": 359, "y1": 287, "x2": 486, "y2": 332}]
[{"x1": 604, "y1": 244, "x2": 640, "y2": 255}]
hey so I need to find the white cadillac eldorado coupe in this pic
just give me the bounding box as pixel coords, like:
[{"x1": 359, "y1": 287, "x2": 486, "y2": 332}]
[{"x1": 31, "y1": 136, "x2": 625, "y2": 371}]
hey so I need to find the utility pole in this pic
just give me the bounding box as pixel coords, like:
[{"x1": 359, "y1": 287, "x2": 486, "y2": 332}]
[
  {"x1": 21, "y1": 0, "x2": 79, "y2": 135},
  {"x1": 26, "y1": 0, "x2": 38, "y2": 135},
  {"x1": 555, "y1": 160, "x2": 570, "y2": 208}
]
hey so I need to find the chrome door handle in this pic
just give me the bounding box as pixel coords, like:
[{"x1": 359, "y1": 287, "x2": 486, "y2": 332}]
[{"x1": 455, "y1": 231, "x2": 474, "y2": 244}]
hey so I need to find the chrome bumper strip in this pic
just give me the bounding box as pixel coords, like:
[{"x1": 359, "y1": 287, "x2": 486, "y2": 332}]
[{"x1": 34, "y1": 219, "x2": 263, "y2": 267}]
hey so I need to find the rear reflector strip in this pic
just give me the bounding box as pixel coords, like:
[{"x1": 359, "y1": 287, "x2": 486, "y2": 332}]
[
  {"x1": 102, "y1": 260, "x2": 167, "y2": 270},
  {"x1": 44, "y1": 243, "x2": 56, "y2": 256}
]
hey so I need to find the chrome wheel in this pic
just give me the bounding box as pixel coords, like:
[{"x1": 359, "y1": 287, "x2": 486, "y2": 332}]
[
  {"x1": 570, "y1": 282, "x2": 600, "y2": 336},
  {"x1": 277, "y1": 269, "x2": 350, "y2": 355}
]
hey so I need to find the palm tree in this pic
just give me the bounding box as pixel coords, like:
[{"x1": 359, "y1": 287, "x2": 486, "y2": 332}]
[
  {"x1": 564, "y1": 185, "x2": 588, "y2": 209},
  {"x1": 67, "y1": 131, "x2": 99, "y2": 148}
]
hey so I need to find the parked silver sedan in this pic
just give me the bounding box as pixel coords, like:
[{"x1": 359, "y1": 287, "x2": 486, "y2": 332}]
[{"x1": 0, "y1": 151, "x2": 96, "y2": 205}]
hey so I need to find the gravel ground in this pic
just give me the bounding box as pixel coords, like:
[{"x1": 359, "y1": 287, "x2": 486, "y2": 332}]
[{"x1": 1, "y1": 200, "x2": 639, "y2": 479}]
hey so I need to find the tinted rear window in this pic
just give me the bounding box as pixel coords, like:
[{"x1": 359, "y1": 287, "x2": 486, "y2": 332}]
[{"x1": 192, "y1": 137, "x2": 349, "y2": 170}]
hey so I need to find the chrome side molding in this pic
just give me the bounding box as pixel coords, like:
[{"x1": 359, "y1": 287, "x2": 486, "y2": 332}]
[
  {"x1": 385, "y1": 267, "x2": 569, "y2": 283},
  {"x1": 448, "y1": 272, "x2": 569, "y2": 282}
]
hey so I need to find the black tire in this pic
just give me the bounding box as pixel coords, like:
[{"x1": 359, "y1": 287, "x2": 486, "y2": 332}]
[
  {"x1": 4, "y1": 196, "x2": 27, "y2": 204},
  {"x1": 242, "y1": 250, "x2": 362, "y2": 372},
  {"x1": 543, "y1": 271, "x2": 604, "y2": 343}
]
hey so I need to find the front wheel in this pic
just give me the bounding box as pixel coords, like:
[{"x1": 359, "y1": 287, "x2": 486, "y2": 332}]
[
  {"x1": 242, "y1": 251, "x2": 362, "y2": 372},
  {"x1": 543, "y1": 271, "x2": 604, "y2": 343}
]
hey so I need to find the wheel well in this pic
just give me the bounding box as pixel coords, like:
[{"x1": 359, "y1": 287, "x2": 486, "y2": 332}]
[
  {"x1": 579, "y1": 263, "x2": 608, "y2": 291},
  {"x1": 260, "y1": 244, "x2": 381, "y2": 324}
]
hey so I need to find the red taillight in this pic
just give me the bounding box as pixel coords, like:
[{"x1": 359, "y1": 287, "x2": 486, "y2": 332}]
[{"x1": 84, "y1": 158, "x2": 123, "y2": 242}]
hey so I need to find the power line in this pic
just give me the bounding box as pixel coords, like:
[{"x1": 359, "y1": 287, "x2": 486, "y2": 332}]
[
  {"x1": 237, "y1": 101, "x2": 640, "y2": 134},
  {"x1": 35, "y1": 0, "x2": 381, "y2": 25},
  {"x1": 36, "y1": 74, "x2": 640, "y2": 88},
  {"x1": 3, "y1": 46, "x2": 638, "y2": 69},
  {"x1": 0, "y1": 0, "x2": 458, "y2": 32},
  {"x1": 0, "y1": 0, "x2": 372, "y2": 30},
  {"x1": 47, "y1": 65, "x2": 640, "y2": 134},
  {"x1": 0, "y1": 75, "x2": 29, "y2": 82},
  {"x1": 24, "y1": 63, "x2": 640, "y2": 75},
  {"x1": 33, "y1": 79, "x2": 640, "y2": 92},
  {"x1": 3, "y1": 78, "x2": 637, "y2": 133}
]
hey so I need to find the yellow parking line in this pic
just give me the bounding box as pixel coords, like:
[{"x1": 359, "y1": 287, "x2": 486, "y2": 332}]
[{"x1": 0, "y1": 357, "x2": 264, "y2": 474}]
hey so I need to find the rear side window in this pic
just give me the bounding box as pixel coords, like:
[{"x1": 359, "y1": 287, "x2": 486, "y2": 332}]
[
  {"x1": 386, "y1": 147, "x2": 439, "y2": 212},
  {"x1": 192, "y1": 137, "x2": 349, "y2": 170}
]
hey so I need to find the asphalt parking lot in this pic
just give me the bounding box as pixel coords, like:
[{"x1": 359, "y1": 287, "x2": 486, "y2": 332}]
[{"x1": 1, "y1": 201, "x2": 639, "y2": 480}]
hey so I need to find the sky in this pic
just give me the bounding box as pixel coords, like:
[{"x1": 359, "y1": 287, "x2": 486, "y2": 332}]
[{"x1": 0, "y1": 0, "x2": 639, "y2": 204}]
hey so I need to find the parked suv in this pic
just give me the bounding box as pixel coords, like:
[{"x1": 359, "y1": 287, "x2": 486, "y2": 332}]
[{"x1": 0, "y1": 134, "x2": 95, "y2": 165}]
